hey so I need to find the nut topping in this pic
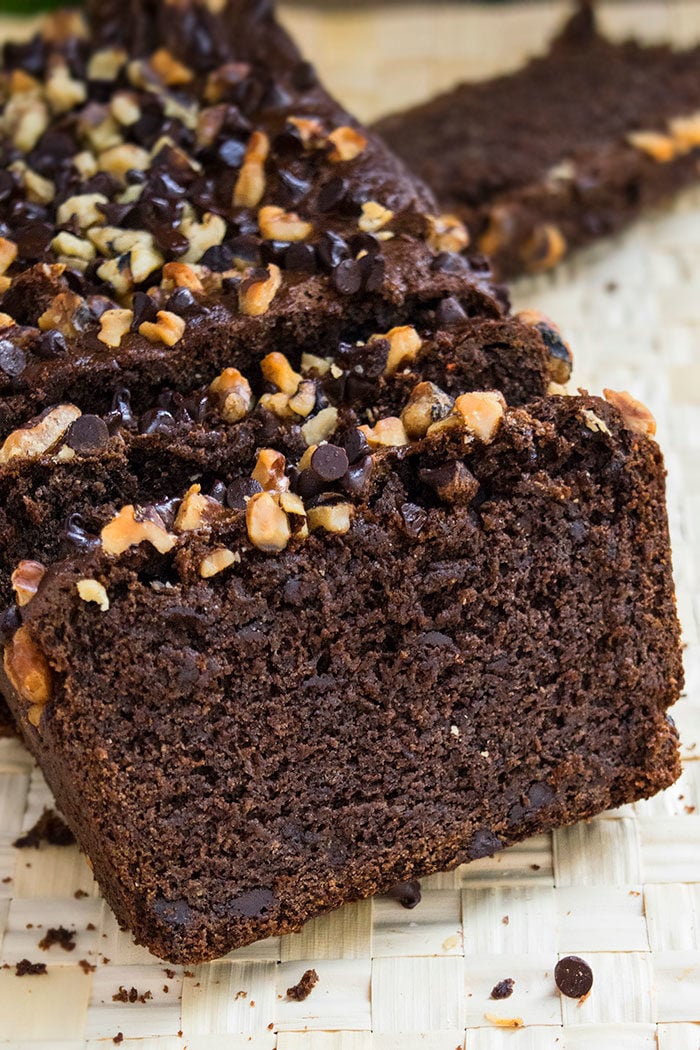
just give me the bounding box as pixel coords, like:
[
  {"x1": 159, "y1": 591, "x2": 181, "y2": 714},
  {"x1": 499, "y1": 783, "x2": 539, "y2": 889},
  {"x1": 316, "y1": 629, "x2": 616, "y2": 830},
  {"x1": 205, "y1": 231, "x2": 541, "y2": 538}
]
[
  {"x1": 100, "y1": 505, "x2": 176, "y2": 556},
  {"x1": 0, "y1": 238, "x2": 18, "y2": 276},
  {"x1": 233, "y1": 130, "x2": 270, "y2": 208},
  {"x1": 603, "y1": 389, "x2": 657, "y2": 437},
  {"x1": 208, "y1": 368, "x2": 253, "y2": 423},
  {"x1": 149, "y1": 48, "x2": 194, "y2": 87},
  {"x1": 261, "y1": 352, "x2": 303, "y2": 396},
  {"x1": 258, "y1": 206, "x2": 312, "y2": 243},
  {"x1": 521, "y1": 224, "x2": 567, "y2": 273},
  {"x1": 0, "y1": 405, "x2": 82, "y2": 465},
  {"x1": 359, "y1": 201, "x2": 394, "y2": 234},
  {"x1": 307, "y1": 503, "x2": 353, "y2": 535},
  {"x1": 37, "y1": 291, "x2": 83, "y2": 337},
  {"x1": 360, "y1": 416, "x2": 410, "y2": 448},
  {"x1": 301, "y1": 406, "x2": 339, "y2": 446},
  {"x1": 451, "y1": 391, "x2": 506, "y2": 443},
  {"x1": 252, "y1": 449, "x2": 290, "y2": 494},
  {"x1": 174, "y1": 484, "x2": 224, "y2": 532},
  {"x1": 327, "y1": 125, "x2": 368, "y2": 163},
  {"x1": 98, "y1": 308, "x2": 134, "y2": 348},
  {"x1": 427, "y1": 213, "x2": 469, "y2": 254},
  {"x1": 77, "y1": 579, "x2": 110, "y2": 612},
  {"x1": 246, "y1": 492, "x2": 291, "y2": 553},
  {"x1": 200, "y1": 548, "x2": 239, "y2": 578},
  {"x1": 627, "y1": 130, "x2": 676, "y2": 163},
  {"x1": 139, "y1": 310, "x2": 186, "y2": 347},
  {"x1": 11, "y1": 561, "x2": 46, "y2": 607},
  {"x1": 401, "y1": 381, "x2": 454, "y2": 439},
  {"x1": 161, "y1": 262, "x2": 204, "y2": 294},
  {"x1": 238, "y1": 264, "x2": 282, "y2": 317},
  {"x1": 3, "y1": 625, "x2": 52, "y2": 722},
  {"x1": 372, "y1": 325, "x2": 422, "y2": 375}
]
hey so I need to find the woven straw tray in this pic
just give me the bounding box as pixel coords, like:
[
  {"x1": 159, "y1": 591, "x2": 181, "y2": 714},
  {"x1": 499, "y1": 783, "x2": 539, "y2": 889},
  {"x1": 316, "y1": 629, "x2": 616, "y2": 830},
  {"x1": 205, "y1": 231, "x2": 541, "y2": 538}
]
[{"x1": 1, "y1": 2, "x2": 700, "y2": 1046}]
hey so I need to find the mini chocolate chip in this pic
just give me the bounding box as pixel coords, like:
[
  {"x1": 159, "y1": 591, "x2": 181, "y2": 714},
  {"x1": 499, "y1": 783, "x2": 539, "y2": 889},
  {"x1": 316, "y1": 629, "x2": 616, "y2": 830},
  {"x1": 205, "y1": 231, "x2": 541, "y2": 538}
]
[
  {"x1": 555, "y1": 957, "x2": 593, "y2": 999},
  {"x1": 201, "y1": 244, "x2": 234, "y2": 272},
  {"x1": 131, "y1": 291, "x2": 158, "y2": 330},
  {"x1": 110, "y1": 387, "x2": 135, "y2": 428},
  {"x1": 340, "y1": 428, "x2": 369, "y2": 464},
  {"x1": 386, "y1": 880, "x2": 421, "y2": 909},
  {"x1": 209, "y1": 480, "x2": 227, "y2": 502},
  {"x1": 317, "y1": 177, "x2": 346, "y2": 213},
  {"x1": 14, "y1": 222, "x2": 53, "y2": 259},
  {"x1": 317, "y1": 231, "x2": 348, "y2": 271},
  {"x1": 430, "y1": 251, "x2": 468, "y2": 275},
  {"x1": 490, "y1": 979, "x2": 515, "y2": 1000},
  {"x1": 332, "y1": 259, "x2": 362, "y2": 296},
  {"x1": 139, "y1": 408, "x2": 176, "y2": 435},
  {"x1": 341, "y1": 455, "x2": 373, "y2": 496},
  {"x1": 65, "y1": 415, "x2": 110, "y2": 452},
  {"x1": 310, "y1": 443, "x2": 348, "y2": 482},
  {"x1": 296, "y1": 468, "x2": 327, "y2": 501},
  {"x1": 285, "y1": 243, "x2": 317, "y2": 274},
  {"x1": 0, "y1": 170, "x2": 15, "y2": 202},
  {"x1": 61, "y1": 513, "x2": 100, "y2": 553},
  {"x1": 360, "y1": 254, "x2": 385, "y2": 293},
  {"x1": 165, "y1": 288, "x2": 199, "y2": 317},
  {"x1": 0, "y1": 339, "x2": 26, "y2": 376},
  {"x1": 277, "y1": 169, "x2": 311, "y2": 206},
  {"x1": 436, "y1": 296, "x2": 468, "y2": 328},
  {"x1": 226, "y1": 477, "x2": 263, "y2": 510},
  {"x1": 399, "y1": 502, "x2": 427, "y2": 538},
  {"x1": 419, "y1": 461, "x2": 479, "y2": 505},
  {"x1": 230, "y1": 234, "x2": 261, "y2": 267}
]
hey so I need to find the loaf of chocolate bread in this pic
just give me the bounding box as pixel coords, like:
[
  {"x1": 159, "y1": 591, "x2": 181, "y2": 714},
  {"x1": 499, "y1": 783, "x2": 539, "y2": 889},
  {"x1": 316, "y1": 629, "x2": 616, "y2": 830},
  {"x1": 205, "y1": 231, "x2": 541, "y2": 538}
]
[{"x1": 374, "y1": 2, "x2": 700, "y2": 278}]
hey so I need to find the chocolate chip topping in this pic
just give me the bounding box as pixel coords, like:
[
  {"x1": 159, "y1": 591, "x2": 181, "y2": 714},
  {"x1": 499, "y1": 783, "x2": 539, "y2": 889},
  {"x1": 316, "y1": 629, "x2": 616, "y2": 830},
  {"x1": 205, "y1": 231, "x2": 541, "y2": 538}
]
[
  {"x1": 332, "y1": 259, "x2": 362, "y2": 296},
  {"x1": 310, "y1": 443, "x2": 349, "y2": 482},
  {"x1": 225, "y1": 476, "x2": 263, "y2": 510},
  {"x1": 554, "y1": 956, "x2": 594, "y2": 998},
  {"x1": 65, "y1": 414, "x2": 111, "y2": 452}
]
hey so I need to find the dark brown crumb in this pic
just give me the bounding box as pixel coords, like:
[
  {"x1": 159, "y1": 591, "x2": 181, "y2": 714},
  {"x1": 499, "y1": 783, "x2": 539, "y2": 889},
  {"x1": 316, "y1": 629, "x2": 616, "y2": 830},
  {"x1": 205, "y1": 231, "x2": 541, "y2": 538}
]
[
  {"x1": 490, "y1": 978, "x2": 515, "y2": 1000},
  {"x1": 74, "y1": 889, "x2": 89, "y2": 899},
  {"x1": 386, "y1": 879, "x2": 422, "y2": 909},
  {"x1": 163, "y1": 984, "x2": 169, "y2": 993},
  {"x1": 13, "y1": 809, "x2": 75, "y2": 849},
  {"x1": 113, "y1": 986, "x2": 138, "y2": 1003},
  {"x1": 1, "y1": 876, "x2": 11, "y2": 884},
  {"x1": 235, "y1": 990, "x2": 247, "y2": 1000},
  {"x1": 164, "y1": 968, "x2": 176, "y2": 980},
  {"x1": 38, "y1": 926, "x2": 76, "y2": 952},
  {"x1": 79, "y1": 959, "x2": 96, "y2": 974},
  {"x1": 113, "y1": 1036, "x2": 123, "y2": 1046},
  {"x1": 15, "y1": 959, "x2": 47, "y2": 976},
  {"x1": 502, "y1": 915, "x2": 510, "y2": 925},
  {"x1": 286, "y1": 968, "x2": 319, "y2": 1002},
  {"x1": 86, "y1": 922, "x2": 96, "y2": 930}
]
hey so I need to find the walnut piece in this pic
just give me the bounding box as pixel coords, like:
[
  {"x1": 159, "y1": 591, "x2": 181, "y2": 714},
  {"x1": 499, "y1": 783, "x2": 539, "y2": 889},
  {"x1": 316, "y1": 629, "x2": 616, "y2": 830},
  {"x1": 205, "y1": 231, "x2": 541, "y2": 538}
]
[
  {"x1": 139, "y1": 310, "x2": 186, "y2": 347},
  {"x1": 301, "y1": 406, "x2": 339, "y2": 446},
  {"x1": 200, "y1": 548, "x2": 239, "y2": 579},
  {"x1": 161, "y1": 261, "x2": 204, "y2": 294},
  {"x1": 4, "y1": 625, "x2": 52, "y2": 722},
  {"x1": 174, "y1": 485, "x2": 225, "y2": 532},
  {"x1": 603, "y1": 389, "x2": 657, "y2": 437},
  {"x1": 373, "y1": 325, "x2": 422, "y2": 375},
  {"x1": 0, "y1": 405, "x2": 82, "y2": 465},
  {"x1": 261, "y1": 352, "x2": 302, "y2": 396},
  {"x1": 359, "y1": 201, "x2": 393, "y2": 234},
  {"x1": 451, "y1": 391, "x2": 506, "y2": 443},
  {"x1": 98, "y1": 142, "x2": 150, "y2": 183},
  {"x1": 627, "y1": 130, "x2": 676, "y2": 163},
  {"x1": 56, "y1": 193, "x2": 108, "y2": 231},
  {"x1": 150, "y1": 48, "x2": 194, "y2": 87},
  {"x1": 37, "y1": 291, "x2": 84, "y2": 337},
  {"x1": 258, "y1": 205, "x2": 312, "y2": 243},
  {"x1": 238, "y1": 264, "x2": 282, "y2": 317},
  {"x1": 0, "y1": 237, "x2": 18, "y2": 275},
  {"x1": 209, "y1": 367, "x2": 252, "y2": 423},
  {"x1": 98, "y1": 308, "x2": 134, "y2": 348},
  {"x1": 427, "y1": 213, "x2": 469, "y2": 253},
  {"x1": 360, "y1": 416, "x2": 409, "y2": 448},
  {"x1": 401, "y1": 381, "x2": 454, "y2": 439},
  {"x1": 308, "y1": 503, "x2": 353, "y2": 535},
  {"x1": 11, "y1": 561, "x2": 46, "y2": 607},
  {"x1": 246, "y1": 492, "x2": 291, "y2": 552},
  {"x1": 233, "y1": 130, "x2": 269, "y2": 208},
  {"x1": 669, "y1": 112, "x2": 700, "y2": 152},
  {"x1": 521, "y1": 224, "x2": 567, "y2": 274},
  {"x1": 181, "y1": 212, "x2": 227, "y2": 265},
  {"x1": 252, "y1": 449, "x2": 290, "y2": 494},
  {"x1": 101, "y1": 505, "x2": 176, "y2": 556},
  {"x1": 327, "y1": 125, "x2": 368, "y2": 163},
  {"x1": 76, "y1": 579, "x2": 110, "y2": 612},
  {"x1": 288, "y1": 380, "x2": 317, "y2": 418}
]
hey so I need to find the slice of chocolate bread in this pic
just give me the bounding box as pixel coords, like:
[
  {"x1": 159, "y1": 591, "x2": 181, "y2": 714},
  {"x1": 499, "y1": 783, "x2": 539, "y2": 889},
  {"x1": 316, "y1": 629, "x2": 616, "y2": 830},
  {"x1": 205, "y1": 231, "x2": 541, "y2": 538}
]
[
  {"x1": 374, "y1": 2, "x2": 700, "y2": 278},
  {"x1": 1, "y1": 386, "x2": 683, "y2": 961}
]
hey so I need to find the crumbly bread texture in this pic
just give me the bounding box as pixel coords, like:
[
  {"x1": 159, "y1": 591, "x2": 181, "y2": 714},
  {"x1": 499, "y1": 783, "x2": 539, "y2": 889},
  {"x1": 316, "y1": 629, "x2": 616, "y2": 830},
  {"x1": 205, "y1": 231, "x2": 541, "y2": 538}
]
[
  {"x1": 374, "y1": 2, "x2": 700, "y2": 278},
  {"x1": 0, "y1": 0, "x2": 568, "y2": 733},
  {"x1": 2, "y1": 391, "x2": 683, "y2": 962}
]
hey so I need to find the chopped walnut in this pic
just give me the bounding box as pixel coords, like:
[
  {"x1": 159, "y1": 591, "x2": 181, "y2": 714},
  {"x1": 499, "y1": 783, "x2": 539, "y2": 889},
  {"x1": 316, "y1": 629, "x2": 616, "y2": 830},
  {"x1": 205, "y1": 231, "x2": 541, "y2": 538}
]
[
  {"x1": 581, "y1": 409, "x2": 611, "y2": 435},
  {"x1": 450, "y1": 391, "x2": 506, "y2": 443},
  {"x1": 100, "y1": 505, "x2": 176, "y2": 556},
  {"x1": 233, "y1": 130, "x2": 269, "y2": 209},
  {"x1": 0, "y1": 405, "x2": 82, "y2": 465},
  {"x1": 181, "y1": 212, "x2": 227, "y2": 265},
  {"x1": 10, "y1": 162, "x2": 54, "y2": 206},
  {"x1": 359, "y1": 201, "x2": 394, "y2": 234},
  {"x1": 45, "y1": 61, "x2": 87, "y2": 114},
  {"x1": 161, "y1": 262, "x2": 204, "y2": 294},
  {"x1": 669, "y1": 112, "x2": 700, "y2": 152},
  {"x1": 261, "y1": 352, "x2": 303, "y2": 396},
  {"x1": 3, "y1": 625, "x2": 52, "y2": 721},
  {"x1": 174, "y1": 485, "x2": 225, "y2": 532},
  {"x1": 287, "y1": 116, "x2": 326, "y2": 147},
  {"x1": 327, "y1": 125, "x2": 368, "y2": 162},
  {"x1": 98, "y1": 308, "x2": 134, "y2": 348},
  {"x1": 51, "y1": 232, "x2": 96, "y2": 264},
  {"x1": 301, "y1": 352, "x2": 332, "y2": 376},
  {"x1": 87, "y1": 48, "x2": 128, "y2": 82},
  {"x1": 150, "y1": 48, "x2": 194, "y2": 87},
  {"x1": 139, "y1": 311, "x2": 186, "y2": 347},
  {"x1": 603, "y1": 389, "x2": 657, "y2": 437},
  {"x1": 258, "y1": 391, "x2": 294, "y2": 420},
  {"x1": 0, "y1": 238, "x2": 18, "y2": 275},
  {"x1": 401, "y1": 381, "x2": 454, "y2": 439},
  {"x1": 56, "y1": 193, "x2": 108, "y2": 231},
  {"x1": 478, "y1": 205, "x2": 515, "y2": 258},
  {"x1": 246, "y1": 492, "x2": 291, "y2": 553},
  {"x1": 208, "y1": 368, "x2": 252, "y2": 423},
  {"x1": 200, "y1": 548, "x2": 239, "y2": 579},
  {"x1": 308, "y1": 503, "x2": 353, "y2": 535},
  {"x1": 11, "y1": 561, "x2": 46, "y2": 607},
  {"x1": 110, "y1": 90, "x2": 141, "y2": 127},
  {"x1": 372, "y1": 325, "x2": 422, "y2": 375},
  {"x1": 252, "y1": 449, "x2": 290, "y2": 494},
  {"x1": 288, "y1": 380, "x2": 317, "y2": 418},
  {"x1": 427, "y1": 213, "x2": 469, "y2": 253},
  {"x1": 0, "y1": 312, "x2": 15, "y2": 327},
  {"x1": 258, "y1": 205, "x2": 312, "y2": 243},
  {"x1": 301, "y1": 406, "x2": 339, "y2": 446},
  {"x1": 627, "y1": 130, "x2": 676, "y2": 163},
  {"x1": 78, "y1": 102, "x2": 122, "y2": 153},
  {"x1": 96, "y1": 257, "x2": 133, "y2": 297},
  {"x1": 360, "y1": 417, "x2": 410, "y2": 448},
  {"x1": 98, "y1": 143, "x2": 150, "y2": 182},
  {"x1": 238, "y1": 264, "x2": 282, "y2": 317},
  {"x1": 3, "y1": 92, "x2": 49, "y2": 153},
  {"x1": 76, "y1": 579, "x2": 110, "y2": 612},
  {"x1": 521, "y1": 224, "x2": 567, "y2": 274}
]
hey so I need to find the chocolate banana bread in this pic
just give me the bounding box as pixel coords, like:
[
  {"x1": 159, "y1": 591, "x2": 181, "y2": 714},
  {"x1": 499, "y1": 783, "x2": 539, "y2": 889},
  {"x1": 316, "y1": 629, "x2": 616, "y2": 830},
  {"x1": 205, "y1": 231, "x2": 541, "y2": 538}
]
[
  {"x1": 2, "y1": 386, "x2": 683, "y2": 962},
  {"x1": 374, "y1": 1, "x2": 700, "y2": 278}
]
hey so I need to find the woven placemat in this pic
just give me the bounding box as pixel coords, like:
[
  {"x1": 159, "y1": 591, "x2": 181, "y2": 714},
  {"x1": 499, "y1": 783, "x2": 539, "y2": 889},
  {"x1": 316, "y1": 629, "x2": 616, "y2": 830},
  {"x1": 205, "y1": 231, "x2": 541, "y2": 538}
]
[{"x1": 1, "y1": 2, "x2": 699, "y2": 1046}]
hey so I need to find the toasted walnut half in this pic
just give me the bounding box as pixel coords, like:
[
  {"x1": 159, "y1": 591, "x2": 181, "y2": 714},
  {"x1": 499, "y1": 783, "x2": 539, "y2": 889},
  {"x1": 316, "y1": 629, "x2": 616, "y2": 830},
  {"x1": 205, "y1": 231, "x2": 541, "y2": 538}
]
[
  {"x1": 427, "y1": 214, "x2": 469, "y2": 254},
  {"x1": 233, "y1": 130, "x2": 270, "y2": 208},
  {"x1": 4, "y1": 625, "x2": 52, "y2": 725},
  {"x1": 239, "y1": 264, "x2": 282, "y2": 317},
  {"x1": 246, "y1": 492, "x2": 291, "y2": 552},
  {"x1": 258, "y1": 205, "x2": 312, "y2": 243},
  {"x1": 327, "y1": 125, "x2": 367, "y2": 163},
  {"x1": 603, "y1": 389, "x2": 657, "y2": 437},
  {"x1": 209, "y1": 367, "x2": 252, "y2": 423},
  {"x1": 0, "y1": 405, "x2": 82, "y2": 465},
  {"x1": 101, "y1": 505, "x2": 176, "y2": 556}
]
